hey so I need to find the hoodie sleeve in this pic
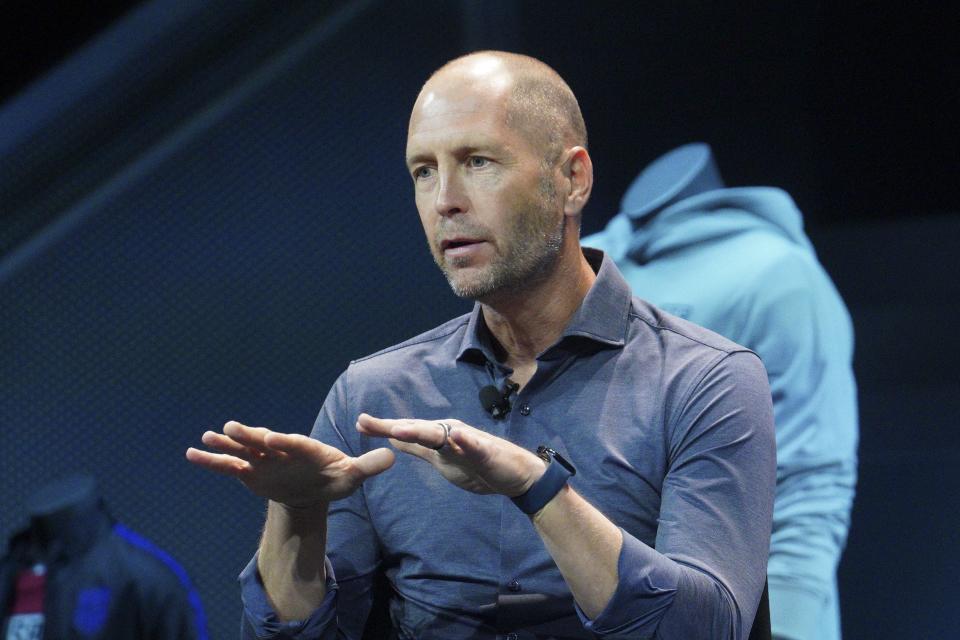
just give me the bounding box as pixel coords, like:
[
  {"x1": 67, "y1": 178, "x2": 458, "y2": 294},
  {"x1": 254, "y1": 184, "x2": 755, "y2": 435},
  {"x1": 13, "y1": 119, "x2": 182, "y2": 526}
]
[{"x1": 739, "y1": 250, "x2": 858, "y2": 640}]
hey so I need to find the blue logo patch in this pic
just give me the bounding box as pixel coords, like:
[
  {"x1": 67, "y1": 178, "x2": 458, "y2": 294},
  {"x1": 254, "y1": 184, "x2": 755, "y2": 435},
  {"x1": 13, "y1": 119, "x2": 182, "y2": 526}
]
[{"x1": 73, "y1": 586, "x2": 112, "y2": 635}]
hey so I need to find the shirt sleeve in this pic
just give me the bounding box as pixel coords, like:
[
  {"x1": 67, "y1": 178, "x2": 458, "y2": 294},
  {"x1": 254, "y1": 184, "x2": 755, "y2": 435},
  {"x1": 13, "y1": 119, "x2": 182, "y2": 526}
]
[
  {"x1": 239, "y1": 554, "x2": 339, "y2": 640},
  {"x1": 580, "y1": 350, "x2": 777, "y2": 639},
  {"x1": 237, "y1": 371, "x2": 383, "y2": 640}
]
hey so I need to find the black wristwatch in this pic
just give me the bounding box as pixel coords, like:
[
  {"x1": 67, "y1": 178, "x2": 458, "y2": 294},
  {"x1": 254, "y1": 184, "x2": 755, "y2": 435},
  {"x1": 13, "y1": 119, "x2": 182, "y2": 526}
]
[{"x1": 511, "y1": 446, "x2": 576, "y2": 515}]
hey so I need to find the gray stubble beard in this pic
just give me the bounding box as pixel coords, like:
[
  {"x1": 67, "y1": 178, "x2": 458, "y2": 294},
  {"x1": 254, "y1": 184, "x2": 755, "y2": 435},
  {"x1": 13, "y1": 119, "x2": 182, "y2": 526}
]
[{"x1": 439, "y1": 202, "x2": 565, "y2": 301}]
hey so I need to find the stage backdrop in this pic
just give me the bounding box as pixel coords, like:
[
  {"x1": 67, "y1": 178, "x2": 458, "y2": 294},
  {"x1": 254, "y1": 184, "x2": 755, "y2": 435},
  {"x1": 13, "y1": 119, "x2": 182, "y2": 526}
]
[{"x1": 2, "y1": 1, "x2": 957, "y2": 637}]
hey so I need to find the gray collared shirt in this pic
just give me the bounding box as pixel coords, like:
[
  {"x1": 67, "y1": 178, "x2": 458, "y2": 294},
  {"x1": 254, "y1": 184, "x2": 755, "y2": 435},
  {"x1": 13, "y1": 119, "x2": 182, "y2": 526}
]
[{"x1": 240, "y1": 249, "x2": 776, "y2": 639}]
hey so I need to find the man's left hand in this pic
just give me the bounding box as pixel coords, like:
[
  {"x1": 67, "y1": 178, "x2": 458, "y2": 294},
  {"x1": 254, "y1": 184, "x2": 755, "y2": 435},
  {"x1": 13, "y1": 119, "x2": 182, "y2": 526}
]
[{"x1": 356, "y1": 414, "x2": 545, "y2": 498}]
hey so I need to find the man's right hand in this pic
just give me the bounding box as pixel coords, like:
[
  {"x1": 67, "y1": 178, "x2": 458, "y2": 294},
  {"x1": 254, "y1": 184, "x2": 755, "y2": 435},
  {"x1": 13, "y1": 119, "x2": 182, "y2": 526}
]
[{"x1": 186, "y1": 421, "x2": 395, "y2": 507}]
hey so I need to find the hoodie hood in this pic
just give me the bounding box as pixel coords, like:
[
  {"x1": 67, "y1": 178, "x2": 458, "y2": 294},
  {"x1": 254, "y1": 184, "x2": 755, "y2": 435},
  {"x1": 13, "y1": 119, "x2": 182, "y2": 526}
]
[
  {"x1": 599, "y1": 143, "x2": 814, "y2": 264},
  {"x1": 8, "y1": 474, "x2": 113, "y2": 564}
]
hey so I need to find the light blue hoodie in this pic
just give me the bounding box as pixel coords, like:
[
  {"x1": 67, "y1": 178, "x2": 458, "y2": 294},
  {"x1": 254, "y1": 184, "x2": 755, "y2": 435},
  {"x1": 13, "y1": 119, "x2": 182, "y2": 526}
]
[{"x1": 584, "y1": 144, "x2": 858, "y2": 640}]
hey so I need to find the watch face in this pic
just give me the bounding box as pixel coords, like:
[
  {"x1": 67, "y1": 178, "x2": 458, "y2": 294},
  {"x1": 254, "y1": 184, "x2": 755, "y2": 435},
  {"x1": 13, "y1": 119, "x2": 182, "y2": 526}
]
[{"x1": 535, "y1": 446, "x2": 576, "y2": 476}]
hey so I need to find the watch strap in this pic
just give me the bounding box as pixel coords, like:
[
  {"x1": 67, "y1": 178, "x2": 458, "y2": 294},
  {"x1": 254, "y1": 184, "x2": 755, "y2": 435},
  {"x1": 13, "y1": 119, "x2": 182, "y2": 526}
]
[{"x1": 511, "y1": 447, "x2": 575, "y2": 515}]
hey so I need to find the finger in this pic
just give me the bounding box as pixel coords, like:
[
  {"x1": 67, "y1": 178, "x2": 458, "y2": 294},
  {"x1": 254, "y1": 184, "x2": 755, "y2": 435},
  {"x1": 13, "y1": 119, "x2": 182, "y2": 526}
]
[
  {"x1": 262, "y1": 431, "x2": 315, "y2": 453},
  {"x1": 355, "y1": 413, "x2": 396, "y2": 438},
  {"x1": 391, "y1": 420, "x2": 450, "y2": 450},
  {"x1": 263, "y1": 431, "x2": 367, "y2": 473},
  {"x1": 353, "y1": 447, "x2": 396, "y2": 479},
  {"x1": 357, "y1": 414, "x2": 448, "y2": 450},
  {"x1": 185, "y1": 447, "x2": 250, "y2": 476},
  {"x1": 389, "y1": 438, "x2": 437, "y2": 463},
  {"x1": 221, "y1": 421, "x2": 274, "y2": 452},
  {"x1": 201, "y1": 431, "x2": 267, "y2": 460},
  {"x1": 448, "y1": 427, "x2": 491, "y2": 464}
]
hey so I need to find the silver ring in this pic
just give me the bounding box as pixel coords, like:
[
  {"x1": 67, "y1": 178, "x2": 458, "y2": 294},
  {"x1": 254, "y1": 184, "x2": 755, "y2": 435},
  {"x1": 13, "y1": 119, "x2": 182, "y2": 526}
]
[{"x1": 433, "y1": 421, "x2": 452, "y2": 451}]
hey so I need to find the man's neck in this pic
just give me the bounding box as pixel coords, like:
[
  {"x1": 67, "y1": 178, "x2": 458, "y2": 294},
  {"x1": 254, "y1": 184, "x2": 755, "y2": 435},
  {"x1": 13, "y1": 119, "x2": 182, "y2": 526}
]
[{"x1": 480, "y1": 248, "x2": 596, "y2": 386}]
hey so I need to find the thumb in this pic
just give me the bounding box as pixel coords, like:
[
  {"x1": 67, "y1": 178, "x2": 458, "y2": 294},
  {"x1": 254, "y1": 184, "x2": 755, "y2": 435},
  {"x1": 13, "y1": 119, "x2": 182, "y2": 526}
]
[{"x1": 353, "y1": 447, "x2": 395, "y2": 479}]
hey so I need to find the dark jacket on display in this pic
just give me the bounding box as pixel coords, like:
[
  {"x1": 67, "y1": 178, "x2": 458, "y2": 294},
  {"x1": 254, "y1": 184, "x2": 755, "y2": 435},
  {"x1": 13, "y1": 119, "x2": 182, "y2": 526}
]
[{"x1": 0, "y1": 477, "x2": 207, "y2": 639}]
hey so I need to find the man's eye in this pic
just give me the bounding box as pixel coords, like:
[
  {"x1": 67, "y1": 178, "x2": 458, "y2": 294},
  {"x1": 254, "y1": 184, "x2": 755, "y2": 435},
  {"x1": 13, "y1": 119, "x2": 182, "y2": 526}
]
[
  {"x1": 468, "y1": 156, "x2": 489, "y2": 168},
  {"x1": 413, "y1": 166, "x2": 434, "y2": 180}
]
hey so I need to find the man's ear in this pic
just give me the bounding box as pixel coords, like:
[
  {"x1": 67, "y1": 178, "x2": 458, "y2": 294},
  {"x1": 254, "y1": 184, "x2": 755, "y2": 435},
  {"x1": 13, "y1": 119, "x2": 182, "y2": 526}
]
[{"x1": 562, "y1": 146, "x2": 593, "y2": 218}]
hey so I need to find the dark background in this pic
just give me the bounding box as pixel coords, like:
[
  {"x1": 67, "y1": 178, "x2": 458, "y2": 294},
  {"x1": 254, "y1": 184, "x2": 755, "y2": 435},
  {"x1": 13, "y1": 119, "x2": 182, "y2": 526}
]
[{"x1": 2, "y1": 1, "x2": 957, "y2": 638}]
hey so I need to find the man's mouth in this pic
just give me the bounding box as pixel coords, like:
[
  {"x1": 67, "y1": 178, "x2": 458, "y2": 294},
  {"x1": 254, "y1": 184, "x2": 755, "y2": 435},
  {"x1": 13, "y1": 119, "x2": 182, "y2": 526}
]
[{"x1": 440, "y1": 237, "x2": 486, "y2": 254}]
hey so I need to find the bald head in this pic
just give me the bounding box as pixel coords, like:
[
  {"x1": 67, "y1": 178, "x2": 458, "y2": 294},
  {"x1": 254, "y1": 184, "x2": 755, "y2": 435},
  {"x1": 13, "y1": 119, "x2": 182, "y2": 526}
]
[{"x1": 418, "y1": 51, "x2": 587, "y2": 164}]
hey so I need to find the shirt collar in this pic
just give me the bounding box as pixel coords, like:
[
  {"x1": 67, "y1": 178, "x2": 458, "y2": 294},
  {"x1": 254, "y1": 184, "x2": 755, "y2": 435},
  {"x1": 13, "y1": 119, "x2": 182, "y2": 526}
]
[{"x1": 456, "y1": 248, "x2": 631, "y2": 364}]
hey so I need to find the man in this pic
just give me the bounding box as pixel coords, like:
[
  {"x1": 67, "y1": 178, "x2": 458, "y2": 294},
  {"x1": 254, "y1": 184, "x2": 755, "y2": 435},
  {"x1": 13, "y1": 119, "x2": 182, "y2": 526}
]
[
  {"x1": 187, "y1": 52, "x2": 776, "y2": 639},
  {"x1": 583, "y1": 143, "x2": 858, "y2": 640}
]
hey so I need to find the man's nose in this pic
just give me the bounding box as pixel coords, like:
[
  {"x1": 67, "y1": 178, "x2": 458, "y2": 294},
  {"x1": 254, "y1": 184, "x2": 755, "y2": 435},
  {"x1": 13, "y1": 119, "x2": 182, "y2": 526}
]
[{"x1": 434, "y1": 171, "x2": 468, "y2": 217}]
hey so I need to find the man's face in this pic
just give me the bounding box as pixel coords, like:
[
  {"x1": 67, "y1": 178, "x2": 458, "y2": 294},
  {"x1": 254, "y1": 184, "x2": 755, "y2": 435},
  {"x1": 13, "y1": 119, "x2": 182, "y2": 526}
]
[{"x1": 405, "y1": 75, "x2": 564, "y2": 301}]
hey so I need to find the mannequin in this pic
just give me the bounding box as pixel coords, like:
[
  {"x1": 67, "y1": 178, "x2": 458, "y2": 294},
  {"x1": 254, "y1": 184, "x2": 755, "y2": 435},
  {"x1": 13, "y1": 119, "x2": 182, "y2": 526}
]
[{"x1": 1, "y1": 475, "x2": 207, "y2": 639}]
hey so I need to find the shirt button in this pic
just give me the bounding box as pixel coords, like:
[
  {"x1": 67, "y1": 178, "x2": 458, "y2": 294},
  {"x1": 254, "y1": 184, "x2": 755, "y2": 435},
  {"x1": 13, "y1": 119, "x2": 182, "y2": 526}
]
[
  {"x1": 506, "y1": 634, "x2": 519, "y2": 640},
  {"x1": 519, "y1": 403, "x2": 531, "y2": 416},
  {"x1": 507, "y1": 579, "x2": 521, "y2": 592}
]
